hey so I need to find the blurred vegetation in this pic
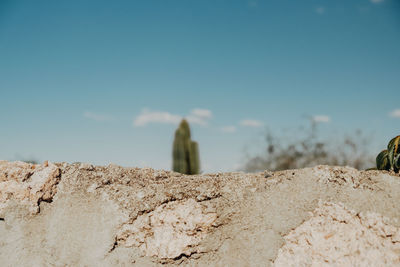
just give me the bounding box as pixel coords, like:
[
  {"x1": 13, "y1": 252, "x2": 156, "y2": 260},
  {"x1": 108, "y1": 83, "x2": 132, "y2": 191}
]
[
  {"x1": 172, "y1": 119, "x2": 200, "y2": 175},
  {"x1": 243, "y1": 122, "x2": 375, "y2": 172},
  {"x1": 21, "y1": 159, "x2": 39, "y2": 164}
]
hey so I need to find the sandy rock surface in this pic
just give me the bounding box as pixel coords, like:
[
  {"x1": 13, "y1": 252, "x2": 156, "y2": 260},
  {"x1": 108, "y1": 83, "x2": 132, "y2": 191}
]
[
  {"x1": 0, "y1": 161, "x2": 399, "y2": 266},
  {"x1": 0, "y1": 160, "x2": 61, "y2": 215},
  {"x1": 274, "y1": 201, "x2": 400, "y2": 266},
  {"x1": 117, "y1": 198, "x2": 217, "y2": 259}
]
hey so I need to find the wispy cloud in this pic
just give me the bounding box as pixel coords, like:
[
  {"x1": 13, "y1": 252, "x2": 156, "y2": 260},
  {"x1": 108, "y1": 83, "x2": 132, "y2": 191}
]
[
  {"x1": 133, "y1": 109, "x2": 181, "y2": 126},
  {"x1": 83, "y1": 111, "x2": 113, "y2": 122},
  {"x1": 312, "y1": 115, "x2": 331, "y2": 123},
  {"x1": 370, "y1": 0, "x2": 384, "y2": 4},
  {"x1": 220, "y1": 126, "x2": 237, "y2": 133},
  {"x1": 133, "y1": 108, "x2": 213, "y2": 127},
  {"x1": 187, "y1": 108, "x2": 213, "y2": 126},
  {"x1": 239, "y1": 119, "x2": 263, "y2": 128},
  {"x1": 315, "y1": 7, "x2": 325, "y2": 15},
  {"x1": 389, "y1": 109, "x2": 400, "y2": 118}
]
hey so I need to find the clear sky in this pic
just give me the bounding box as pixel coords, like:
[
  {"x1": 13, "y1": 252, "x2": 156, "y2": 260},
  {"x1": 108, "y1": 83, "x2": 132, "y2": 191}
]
[{"x1": 1, "y1": 0, "x2": 399, "y2": 172}]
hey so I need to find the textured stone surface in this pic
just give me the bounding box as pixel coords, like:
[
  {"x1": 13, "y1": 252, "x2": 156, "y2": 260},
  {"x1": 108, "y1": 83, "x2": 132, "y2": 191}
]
[
  {"x1": 0, "y1": 160, "x2": 61, "y2": 215},
  {"x1": 274, "y1": 201, "x2": 400, "y2": 266},
  {"x1": 0, "y1": 161, "x2": 399, "y2": 266},
  {"x1": 117, "y1": 198, "x2": 217, "y2": 259}
]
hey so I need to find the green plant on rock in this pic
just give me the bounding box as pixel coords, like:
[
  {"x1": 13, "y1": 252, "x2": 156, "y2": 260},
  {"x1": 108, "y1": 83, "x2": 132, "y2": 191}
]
[
  {"x1": 376, "y1": 150, "x2": 390, "y2": 171},
  {"x1": 172, "y1": 119, "x2": 200, "y2": 175},
  {"x1": 376, "y1": 135, "x2": 400, "y2": 172}
]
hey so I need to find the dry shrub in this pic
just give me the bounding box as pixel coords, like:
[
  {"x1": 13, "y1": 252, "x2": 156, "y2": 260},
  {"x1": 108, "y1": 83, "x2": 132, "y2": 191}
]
[{"x1": 243, "y1": 123, "x2": 374, "y2": 172}]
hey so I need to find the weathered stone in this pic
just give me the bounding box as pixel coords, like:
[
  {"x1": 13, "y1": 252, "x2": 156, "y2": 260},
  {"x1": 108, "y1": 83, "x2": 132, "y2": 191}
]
[
  {"x1": 0, "y1": 160, "x2": 61, "y2": 215},
  {"x1": 117, "y1": 198, "x2": 217, "y2": 259},
  {"x1": 0, "y1": 161, "x2": 399, "y2": 266},
  {"x1": 274, "y1": 201, "x2": 400, "y2": 266}
]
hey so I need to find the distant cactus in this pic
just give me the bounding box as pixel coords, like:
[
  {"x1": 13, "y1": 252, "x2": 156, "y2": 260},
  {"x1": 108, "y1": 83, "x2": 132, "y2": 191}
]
[
  {"x1": 172, "y1": 119, "x2": 200, "y2": 174},
  {"x1": 376, "y1": 135, "x2": 400, "y2": 172}
]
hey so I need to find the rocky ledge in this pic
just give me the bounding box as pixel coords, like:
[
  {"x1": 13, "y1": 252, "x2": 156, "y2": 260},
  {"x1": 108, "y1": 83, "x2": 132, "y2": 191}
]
[{"x1": 0, "y1": 161, "x2": 399, "y2": 266}]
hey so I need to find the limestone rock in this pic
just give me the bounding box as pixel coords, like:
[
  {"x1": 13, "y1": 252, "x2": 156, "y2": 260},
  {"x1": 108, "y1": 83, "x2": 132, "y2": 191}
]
[
  {"x1": 1, "y1": 161, "x2": 400, "y2": 266},
  {"x1": 274, "y1": 201, "x2": 400, "y2": 266},
  {"x1": 117, "y1": 198, "x2": 217, "y2": 259},
  {"x1": 0, "y1": 160, "x2": 61, "y2": 215}
]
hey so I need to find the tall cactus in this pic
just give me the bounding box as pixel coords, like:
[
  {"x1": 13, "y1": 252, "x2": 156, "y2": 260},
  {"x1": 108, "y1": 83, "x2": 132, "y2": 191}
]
[{"x1": 172, "y1": 119, "x2": 200, "y2": 174}]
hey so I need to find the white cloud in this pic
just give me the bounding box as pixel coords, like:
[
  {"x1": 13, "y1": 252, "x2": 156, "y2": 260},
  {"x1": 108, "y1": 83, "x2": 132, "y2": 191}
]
[
  {"x1": 312, "y1": 115, "x2": 331, "y2": 123},
  {"x1": 186, "y1": 115, "x2": 207, "y2": 126},
  {"x1": 239, "y1": 119, "x2": 263, "y2": 128},
  {"x1": 186, "y1": 108, "x2": 213, "y2": 126},
  {"x1": 83, "y1": 111, "x2": 113, "y2": 122},
  {"x1": 389, "y1": 109, "x2": 400, "y2": 118},
  {"x1": 220, "y1": 126, "x2": 237, "y2": 133},
  {"x1": 190, "y1": 108, "x2": 212, "y2": 119},
  {"x1": 315, "y1": 7, "x2": 325, "y2": 15},
  {"x1": 133, "y1": 109, "x2": 181, "y2": 126},
  {"x1": 370, "y1": 0, "x2": 384, "y2": 4},
  {"x1": 133, "y1": 108, "x2": 213, "y2": 127}
]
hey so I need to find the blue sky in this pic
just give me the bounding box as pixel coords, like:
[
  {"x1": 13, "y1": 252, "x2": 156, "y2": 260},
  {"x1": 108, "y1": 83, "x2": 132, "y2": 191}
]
[{"x1": 0, "y1": 0, "x2": 399, "y2": 172}]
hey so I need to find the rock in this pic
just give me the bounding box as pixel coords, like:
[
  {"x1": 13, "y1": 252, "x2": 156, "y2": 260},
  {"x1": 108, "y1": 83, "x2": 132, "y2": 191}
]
[
  {"x1": 0, "y1": 161, "x2": 61, "y2": 215},
  {"x1": 79, "y1": 162, "x2": 95, "y2": 171},
  {"x1": 0, "y1": 161, "x2": 399, "y2": 266},
  {"x1": 274, "y1": 201, "x2": 400, "y2": 266},
  {"x1": 117, "y1": 198, "x2": 217, "y2": 259}
]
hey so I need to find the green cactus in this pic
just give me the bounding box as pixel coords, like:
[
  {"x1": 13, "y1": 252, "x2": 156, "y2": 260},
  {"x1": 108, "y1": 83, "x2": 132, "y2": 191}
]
[
  {"x1": 172, "y1": 119, "x2": 200, "y2": 174},
  {"x1": 188, "y1": 141, "x2": 200, "y2": 174},
  {"x1": 376, "y1": 150, "x2": 390, "y2": 170},
  {"x1": 395, "y1": 154, "x2": 400, "y2": 171},
  {"x1": 375, "y1": 135, "x2": 400, "y2": 172},
  {"x1": 388, "y1": 135, "x2": 400, "y2": 172}
]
